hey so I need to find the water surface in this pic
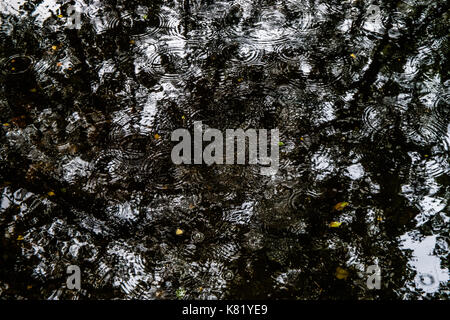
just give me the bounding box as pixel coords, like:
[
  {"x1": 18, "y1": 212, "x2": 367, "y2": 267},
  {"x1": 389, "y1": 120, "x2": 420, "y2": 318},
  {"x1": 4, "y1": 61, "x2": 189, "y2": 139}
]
[{"x1": 0, "y1": 0, "x2": 448, "y2": 299}]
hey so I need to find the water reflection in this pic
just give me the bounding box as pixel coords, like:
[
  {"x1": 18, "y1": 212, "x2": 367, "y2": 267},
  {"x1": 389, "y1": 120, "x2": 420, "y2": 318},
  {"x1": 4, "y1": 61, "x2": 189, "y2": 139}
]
[{"x1": 0, "y1": 0, "x2": 448, "y2": 299}]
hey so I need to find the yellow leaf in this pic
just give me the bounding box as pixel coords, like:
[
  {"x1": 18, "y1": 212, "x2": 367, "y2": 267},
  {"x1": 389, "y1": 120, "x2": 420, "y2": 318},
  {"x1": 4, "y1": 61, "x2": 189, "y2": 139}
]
[
  {"x1": 17, "y1": 235, "x2": 24, "y2": 241},
  {"x1": 48, "y1": 191, "x2": 55, "y2": 196},
  {"x1": 154, "y1": 133, "x2": 160, "y2": 139},
  {"x1": 335, "y1": 267, "x2": 349, "y2": 280},
  {"x1": 27, "y1": 285, "x2": 32, "y2": 290},
  {"x1": 176, "y1": 228, "x2": 183, "y2": 235},
  {"x1": 57, "y1": 14, "x2": 63, "y2": 18},
  {"x1": 30, "y1": 88, "x2": 37, "y2": 93},
  {"x1": 334, "y1": 201, "x2": 349, "y2": 211},
  {"x1": 3, "y1": 123, "x2": 10, "y2": 126},
  {"x1": 51, "y1": 45, "x2": 58, "y2": 51},
  {"x1": 350, "y1": 53, "x2": 356, "y2": 59},
  {"x1": 237, "y1": 77, "x2": 243, "y2": 83},
  {"x1": 329, "y1": 221, "x2": 342, "y2": 228}
]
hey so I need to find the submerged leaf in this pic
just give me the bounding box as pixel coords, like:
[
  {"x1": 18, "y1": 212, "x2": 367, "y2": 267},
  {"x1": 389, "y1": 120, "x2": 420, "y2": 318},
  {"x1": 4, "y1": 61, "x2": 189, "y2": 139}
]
[
  {"x1": 176, "y1": 287, "x2": 186, "y2": 299},
  {"x1": 335, "y1": 267, "x2": 349, "y2": 280}
]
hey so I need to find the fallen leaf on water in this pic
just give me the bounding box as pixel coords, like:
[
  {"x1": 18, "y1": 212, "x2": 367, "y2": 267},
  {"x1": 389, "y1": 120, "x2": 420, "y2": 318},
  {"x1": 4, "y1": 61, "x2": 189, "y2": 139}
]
[
  {"x1": 154, "y1": 133, "x2": 160, "y2": 139},
  {"x1": 57, "y1": 14, "x2": 63, "y2": 18},
  {"x1": 237, "y1": 77, "x2": 244, "y2": 83},
  {"x1": 334, "y1": 201, "x2": 349, "y2": 211},
  {"x1": 335, "y1": 267, "x2": 349, "y2": 280},
  {"x1": 329, "y1": 221, "x2": 342, "y2": 228},
  {"x1": 350, "y1": 53, "x2": 356, "y2": 59},
  {"x1": 278, "y1": 141, "x2": 284, "y2": 146},
  {"x1": 51, "y1": 45, "x2": 58, "y2": 51},
  {"x1": 17, "y1": 235, "x2": 24, "y2": 241},
  {"x1": 48, "y1": 191, "x2": 55, "y2": 196},
  {"x1": 176, "y1": 228, "x2": 183, "y2": 235}
]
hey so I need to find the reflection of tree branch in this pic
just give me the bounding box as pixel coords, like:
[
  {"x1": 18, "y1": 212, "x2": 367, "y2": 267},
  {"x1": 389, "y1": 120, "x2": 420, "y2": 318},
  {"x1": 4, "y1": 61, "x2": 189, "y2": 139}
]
[{"x1": 348, "y1": 1, "x2": 399, "y2": 95}]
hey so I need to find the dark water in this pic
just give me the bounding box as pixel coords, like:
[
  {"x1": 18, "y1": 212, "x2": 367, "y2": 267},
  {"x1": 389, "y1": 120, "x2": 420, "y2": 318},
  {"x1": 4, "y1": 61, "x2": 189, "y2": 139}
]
[{"x1": 0, "y1": 0, "x2": 448, "y2": 299}]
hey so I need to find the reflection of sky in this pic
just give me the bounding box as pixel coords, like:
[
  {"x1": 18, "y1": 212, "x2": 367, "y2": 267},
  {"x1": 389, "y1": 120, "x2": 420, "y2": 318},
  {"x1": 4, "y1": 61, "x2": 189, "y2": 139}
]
[
  {"x1": 400, "y1": 234, "x2": 449, "y2": 295},
  {"x1": 0, "y1": 0, "x2": 27, "y2": 16},
  {"x1": 0, "y1": 0, "x2": 61, "y2": 26}
]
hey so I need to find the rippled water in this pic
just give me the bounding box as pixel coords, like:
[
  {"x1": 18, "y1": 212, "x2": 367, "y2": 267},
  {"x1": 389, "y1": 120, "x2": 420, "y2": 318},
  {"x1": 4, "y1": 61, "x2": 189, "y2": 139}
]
[{"x1": 0, "y1": 0, "x2": 448, "y2": 299}]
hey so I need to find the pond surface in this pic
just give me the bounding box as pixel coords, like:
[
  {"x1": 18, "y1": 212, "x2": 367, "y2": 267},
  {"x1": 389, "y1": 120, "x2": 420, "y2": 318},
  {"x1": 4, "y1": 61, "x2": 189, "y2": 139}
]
[{"x1": 0, "y1": 0, "x2": 449, "y2": 299}]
